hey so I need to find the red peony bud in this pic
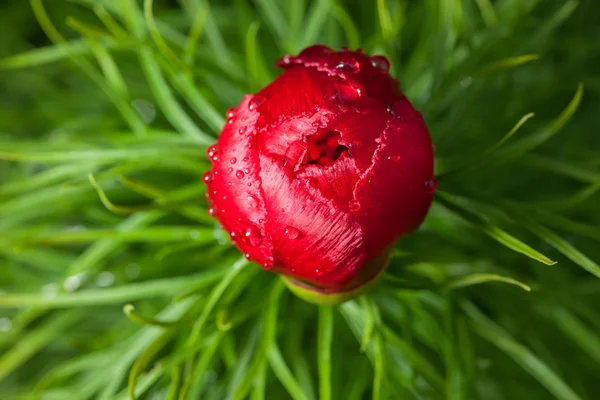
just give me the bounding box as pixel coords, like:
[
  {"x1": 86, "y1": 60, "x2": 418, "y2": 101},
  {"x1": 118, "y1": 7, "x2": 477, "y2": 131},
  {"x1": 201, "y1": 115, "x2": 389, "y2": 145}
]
[{"x1": 204, "y1": 45, "x2": 435, "y2": 303}]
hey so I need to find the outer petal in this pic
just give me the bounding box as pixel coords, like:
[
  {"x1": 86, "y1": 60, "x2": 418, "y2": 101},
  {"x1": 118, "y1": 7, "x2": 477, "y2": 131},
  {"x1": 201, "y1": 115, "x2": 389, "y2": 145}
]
[
  {"x1": 256, "y1": 67, "x2": 353, "y2": 127},
  {"x1": 207, "y1": 96, "x2": 274, "y2": 267},
  {"x1": 354, "y1": 111, "x2": 434, "y2": 261}
]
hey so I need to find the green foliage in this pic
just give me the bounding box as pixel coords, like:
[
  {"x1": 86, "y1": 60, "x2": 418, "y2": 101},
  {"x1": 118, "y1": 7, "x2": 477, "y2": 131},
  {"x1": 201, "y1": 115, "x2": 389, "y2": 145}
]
[{"x1": 1, "y1": 0, "x2": 599, "y2": 398}]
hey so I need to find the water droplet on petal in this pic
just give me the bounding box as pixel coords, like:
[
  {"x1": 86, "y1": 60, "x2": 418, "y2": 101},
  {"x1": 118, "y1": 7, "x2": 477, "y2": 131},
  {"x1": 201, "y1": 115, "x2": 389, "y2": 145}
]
[
  {"x1": 230, "y1": 157, "x2": 237, "y2": 165},
  {"x1": 244, "y1": 226, "x2": 263, "y2": 246},
  {"x1": 370, "y1": 55, "x2": 390, "y2": 73},
  {"x1": 238, "y1": 126, "x2": 247, "y2": 135},
  {"x1": 388, "y1": 155, "x2": 401, "y2": 162},
  {"x1": 236, "y1": 170, "x2": 245, "y2": 179},
  {"x1": 208, "y1": 207, "x2": 217, "y2": 217},
  {"x1": 207, "y1": 144, "x2": 218, "y2": 161},
  {"x1": 284, "y1": 226, "x2": 300, "y2": 239},
  {"x1": 247, "y1": 195, "x2": 259, "y2": 209},
  {"x1": 228, "y1": 167, "x2": 234, "y2": 173},
  {"x1": 335, "y1": 59, "x2": 360, "y2": 73},
  {"x1": 243, "y1": 157, "x2": 249, "y2": 162},
  {"x1": 276, "y1": 54, "x2": 294, "y2": 67},
  {"x1": 387, "y1": 101, "x2": 409, "y2": 122},
  {"x1": 348, "y1": 200, "x2": 361, "y2": 212},
  {"x1": 226, "y1": 108, "x2": 236, "y2": 119},
  {"x1": 248, "y1": 95, "x2": 266, "y2": 111},
  {"x1": 202, "y1": 172, "x2": 213, "y2": 184},
  {"x1": 244, "y1": 253, "x2": 252, "y2": 261},
  {"x1": 425, "y1": 177, "x2": 438, "y2": 193},
  {"x1": 334, "y1": 83, "x2": 362, "y2": 104}
]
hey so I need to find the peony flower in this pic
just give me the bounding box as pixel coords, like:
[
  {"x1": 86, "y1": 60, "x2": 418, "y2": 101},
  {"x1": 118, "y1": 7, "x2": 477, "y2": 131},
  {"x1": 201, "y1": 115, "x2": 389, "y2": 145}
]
[{"x1": 204, "y1": 45, "x2": 435, "y2": 303}]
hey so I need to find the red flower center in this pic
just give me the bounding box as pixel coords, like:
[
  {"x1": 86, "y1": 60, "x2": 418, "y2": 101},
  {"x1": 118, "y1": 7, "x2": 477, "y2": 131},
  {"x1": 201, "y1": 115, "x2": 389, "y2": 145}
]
[{"x1": 302, "y1": 130, "x2": 348, "y2": 167}]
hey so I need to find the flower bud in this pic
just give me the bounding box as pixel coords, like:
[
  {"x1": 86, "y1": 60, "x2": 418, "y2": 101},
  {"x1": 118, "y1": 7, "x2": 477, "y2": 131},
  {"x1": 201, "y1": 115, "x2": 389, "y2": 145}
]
[{"x1": 204, "y1": 45, "x2": 435, "y2": 303}]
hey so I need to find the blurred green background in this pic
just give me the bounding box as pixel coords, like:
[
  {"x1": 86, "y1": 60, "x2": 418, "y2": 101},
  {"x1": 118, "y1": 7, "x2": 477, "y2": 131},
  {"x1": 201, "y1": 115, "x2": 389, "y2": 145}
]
[{"x1": 1, "y1": 0, "x2": 600, "y2": 399}]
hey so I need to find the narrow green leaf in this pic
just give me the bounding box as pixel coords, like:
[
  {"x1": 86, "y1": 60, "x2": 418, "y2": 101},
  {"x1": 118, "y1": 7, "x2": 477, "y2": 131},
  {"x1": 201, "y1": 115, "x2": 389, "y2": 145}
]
[
  {"x1": 477, "y1": 54, "x2": 539, "y2": 74},
  {"x1": 436, "y1": 193, "x2": 556, "y2": 265},
  {"x1": 268, "y1": 345, "x2": 310, "y2": 400},
  {"x1": 463, "y1": 301, "x2": 583, "y2": 400},
  {"x1": 551, "y1": 307, "x2": 600, "y2": 367},
  {"x1": 446, "y1": 273, "x2": 531, "y2": 292},
  {"x1": 0, "y1": 311, "x2": 80, "y2": 381},
  {"x1": 0, "y1": 270, "x2": 225, "y2": 308},
  {"x1": 522, "y1": 218, "x2": 600, "y2": 279},
  {"x1": 317, "y1": 306, "x2": 333, "y2": 400},
  {"x1": 186, "y1": 258, "x2": 248, "y2": 347},
  {"x1": 492, "y1": 84, "x2": 583, "y2": 163},
  {"x1": 303, "y1": 0, "x2": 332, "y2": 47},
  {"x1": 331, "y1": 3, "x2": 360, "y2": 49},
  {"x1": 254, "y1": 0, "x2": 291, "y2": 50},
  {"x1": 474, "y1": 0, "x2": 498, "y2": 26}
]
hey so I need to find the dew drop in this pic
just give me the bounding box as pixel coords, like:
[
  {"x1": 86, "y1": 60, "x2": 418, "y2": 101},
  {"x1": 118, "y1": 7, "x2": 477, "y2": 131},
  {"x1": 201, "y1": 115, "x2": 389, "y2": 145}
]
[
  {"x1": 96, "y1": 271, "x2": 115, "y2": 288},
  {"x1": 0, "y1": 318, "x2": 12, "y2": 333},
  {"x1": 335, "y1": 59, "x2": 360, "y2": 73},
  {"x1": 226, "y1": 108, "x2": 236, "y2": 119},
  {"x1": 284, "y1": 226, "x2": 300, "y2": 239},
  {"x1": 244, "y1": 253, "x2": 252, "y2": 261},
  {"x1": 334, "y1": 83, "x2": 362, "y2": 104},
  {"x1": 425, "y1": 177, "x2": 438, "y2": 193},
  {"x1": 244, "y1": 226, "x2": 263, "y2": 246},
  {"x1": 277, "y1": 54, "x2": 293, "y2": 67},
  {"x1": 202, "y1": 172, "x2": 213, "y2": 184},
  {"x1": 247, "y1": 195, "x2": 259, "y2": 209},
  {"x1": 208, "y1": 207, "x2": 217, "y2": 217},
  {"x1": 243, "y1": 157, "x2": 249, "y2": 162},
  {"x1": 248, "y1": 95, "x2": 266, "y2": 111},
  {"x1": 236, "y1": 170, "x2": 245, "y2": 179},
  {"x1": 230, "y1": 157, "x2": 237, "y2": 165},
  {"x1": 238, "y1": 126, "x2": 247, "y2": 135},
  {"x1": 348, "y1": 200, "x2": 361, "y2": 212},
  {"x1": 388, "y1": 155, "x2": 401, "y2": 162},
  {"x1": 64, "y1": 273, "x2": 85, "y2": 292},
  {"x1": 228, "y1": 167, "x2": 234, "y2": 173},
  {"x1": 207, "y1": 144, "x2": 218, "y2": 161},
  {"x1": 370, "y1": 55, "x2": 390, "y2": 73}
]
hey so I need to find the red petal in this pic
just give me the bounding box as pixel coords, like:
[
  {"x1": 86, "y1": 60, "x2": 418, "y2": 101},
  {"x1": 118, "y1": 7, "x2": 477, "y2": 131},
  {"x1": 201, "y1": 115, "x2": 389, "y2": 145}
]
[
  {"x1": 353, "y1": 115, "x2": 434, "y2": 261},
  {"x1": 207, "y1": 95, "x2": 274, "y2": 267},
  {"x1": 258, "y1": 153, "x2": 365, "y2": 288},
  {"x1": 296, "y1": 153, "x2": 359, "y2": 211}
]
